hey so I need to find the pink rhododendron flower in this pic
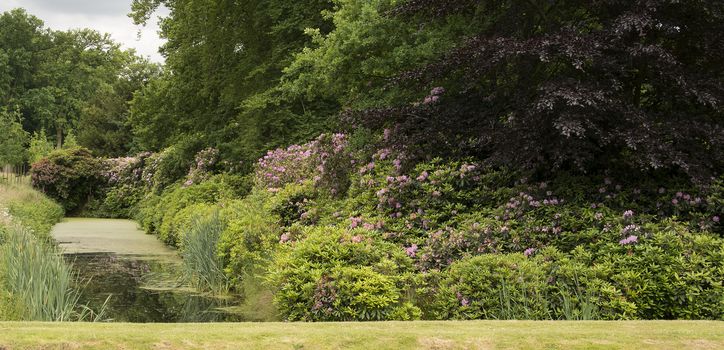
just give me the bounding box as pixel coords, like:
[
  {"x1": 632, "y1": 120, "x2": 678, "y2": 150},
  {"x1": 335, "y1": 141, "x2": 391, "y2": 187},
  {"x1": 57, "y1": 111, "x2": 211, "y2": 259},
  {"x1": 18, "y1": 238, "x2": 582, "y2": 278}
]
[
  {"x1": 405, "y1": 244, "x2": 418, "y2": 257},
  {"x1": 417, "y1": 171, "x2": 429, "y2": 182},
  {"x1": 619, "y1": 235, "x2": 638, "y2": 245}
]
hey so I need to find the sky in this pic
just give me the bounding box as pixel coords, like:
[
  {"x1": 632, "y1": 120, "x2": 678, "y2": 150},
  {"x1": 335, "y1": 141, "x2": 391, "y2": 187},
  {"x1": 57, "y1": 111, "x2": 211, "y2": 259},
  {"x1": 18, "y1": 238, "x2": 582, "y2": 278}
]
[{"x1": 0, "y1": 0, "x2": 168, "y2": 63}]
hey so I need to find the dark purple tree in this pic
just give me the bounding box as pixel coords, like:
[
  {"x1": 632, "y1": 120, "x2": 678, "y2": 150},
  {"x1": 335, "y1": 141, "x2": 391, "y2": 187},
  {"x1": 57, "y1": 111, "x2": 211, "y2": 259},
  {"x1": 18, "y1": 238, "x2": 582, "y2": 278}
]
[{"x1": 350, "y1": 0, "x2": 723, "y2": 182}]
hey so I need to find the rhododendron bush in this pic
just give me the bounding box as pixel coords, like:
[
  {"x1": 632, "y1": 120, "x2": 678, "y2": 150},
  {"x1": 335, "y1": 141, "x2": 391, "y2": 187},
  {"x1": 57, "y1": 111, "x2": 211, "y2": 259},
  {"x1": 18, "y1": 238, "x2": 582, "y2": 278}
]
[
  {"x1": 29, "y1": 133, "x2": 724, "y2": 321},
  {"x1": 250, "y1": 137, "x2": 723, "y2": 321},
  {"x1": 30, "y1": 147, "x2": 105, "y2": 213},
  {"x1": 255, "y1": 133, "x2": 352, "y2": 196}
]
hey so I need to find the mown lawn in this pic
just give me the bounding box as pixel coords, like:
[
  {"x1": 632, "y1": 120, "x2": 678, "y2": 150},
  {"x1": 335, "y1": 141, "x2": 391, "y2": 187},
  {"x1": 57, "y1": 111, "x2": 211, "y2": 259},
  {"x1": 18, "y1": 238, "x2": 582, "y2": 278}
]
[{"x1": 0, "y1": 321, "x2": 722, "y2": 350}]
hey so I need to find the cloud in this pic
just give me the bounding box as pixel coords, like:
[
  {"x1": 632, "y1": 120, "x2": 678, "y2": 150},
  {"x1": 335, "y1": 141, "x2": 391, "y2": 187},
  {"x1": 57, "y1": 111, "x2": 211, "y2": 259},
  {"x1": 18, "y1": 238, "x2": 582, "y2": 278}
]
[
  {"x1": 22, "y1": 0, "x2": 129, "y2": 16},
  {"x1": 0, "y1": 0, "x2": 167, "y2": 63}
]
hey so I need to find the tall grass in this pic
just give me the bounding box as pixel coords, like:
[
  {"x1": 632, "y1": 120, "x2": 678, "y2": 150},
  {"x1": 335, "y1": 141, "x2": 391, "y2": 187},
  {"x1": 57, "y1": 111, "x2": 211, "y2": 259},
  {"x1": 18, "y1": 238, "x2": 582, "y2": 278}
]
[
  {"x1": 496, "y1": 279, "x2": 551, "y2": 320},
  {"x1": 181, "y1": 211, "x2": 230, "y2": 294},
  {"x1": 0, "y1": 224, "x2": 80, "y2": 321},
  {"x1": 559, "y1": 285, "x2": 599, "y2": 321},
  {"x1": 0, "y1": 182, "x2": 106, "y2": 321},
  {"x1": 0, "y1": 182, "x2": 64, "y2": 239}
]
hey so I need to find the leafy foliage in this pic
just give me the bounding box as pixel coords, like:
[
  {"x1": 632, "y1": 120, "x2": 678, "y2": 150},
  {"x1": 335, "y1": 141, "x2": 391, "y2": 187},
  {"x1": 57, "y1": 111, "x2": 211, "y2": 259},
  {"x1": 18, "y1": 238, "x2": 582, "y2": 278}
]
[
  {"x1": 268, "y1": 226, "x2": 416, "y2": 321},
  {"x1": 135, "y1": 176, "x2": 236, "y2": 246},
  {"x1": 0, "y1": 109, "x2": 28, "y2": 166},
  {"x1": 345, "y1": 0, "x2": 724, "y2": 181},
  {"x1": 29, "y1": 147, "x2": 104, "y2": 213},
  {"x1": 128, "y1": 0, "x2": 336, "y2": 164},
  {"x1": 0, "y1": 8, "x2": 158, "y2": 157},
  {"x1": 27, "y1": 130, "x2": 54, "y2": 164}
]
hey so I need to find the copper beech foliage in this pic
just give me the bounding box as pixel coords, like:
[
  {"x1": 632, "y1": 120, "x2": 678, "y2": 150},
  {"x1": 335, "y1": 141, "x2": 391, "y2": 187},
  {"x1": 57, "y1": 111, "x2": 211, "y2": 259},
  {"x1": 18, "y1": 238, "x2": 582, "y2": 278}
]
[{"x1": 349, "y1": 0, "x2": 723, "y2": 182}]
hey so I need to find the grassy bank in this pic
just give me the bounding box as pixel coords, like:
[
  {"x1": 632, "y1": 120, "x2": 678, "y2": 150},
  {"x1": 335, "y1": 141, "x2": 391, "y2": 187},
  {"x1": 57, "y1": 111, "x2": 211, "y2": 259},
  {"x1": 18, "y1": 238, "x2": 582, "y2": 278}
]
[
  {"x1": 0, "y1": 183, "x2": 85, "y2": 321},
  {"x1": 0, "y1": 321, "x2": 722, "y2": 349},
  {"x1": 0, "y1": 182, "x2": 63, "y2": 238}
]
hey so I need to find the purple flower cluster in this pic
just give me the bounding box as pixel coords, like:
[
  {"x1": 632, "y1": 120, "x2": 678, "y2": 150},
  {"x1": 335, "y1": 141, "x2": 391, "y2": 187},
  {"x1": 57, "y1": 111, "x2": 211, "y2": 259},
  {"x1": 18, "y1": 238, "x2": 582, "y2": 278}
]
[
  {"x1": 619, "y1": 235, "x2": 638, "y2": 245},
  {"x1": 184, "y1": 148, "x2": 219, "y2": 187},
  {"x1": 668, "y1": 191, "x2": 703, "y2": 207},
  {"x1": 505, "y1": 191, "x2": 561, "y2": 214},
  {"x1": 422, "y1": 87, "x2": 446, "y2": 105},
  {"x1": 258, "y1": 142, "x2": 316, "y2": 189},
  {"x1": 621, "y1": 224, "x2": 640, "y2": 235},
  {"x1": 256, "y1": 133, "x2": 351, "y2": 193},
  {"x1": 455, "y1": 291, "x2": 470, "y2": 307},
  {"x1": 349, "y1": 216, "x2": 363, "y2": 229},
  {"x1": 405, "y1": 244, "x2": 418, "y2": 257}
]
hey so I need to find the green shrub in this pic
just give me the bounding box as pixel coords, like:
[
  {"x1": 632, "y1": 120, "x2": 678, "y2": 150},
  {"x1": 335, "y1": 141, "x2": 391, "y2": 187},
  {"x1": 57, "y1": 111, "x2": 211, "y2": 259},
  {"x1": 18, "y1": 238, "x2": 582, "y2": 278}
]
[
  {"x1": 95, "y1": 183, "x2": 145, "y2": 218},
  {"x1": 535, "y1": 247, "x2": 637, "y2": 320},
  {"x1": 268, "y1": 226, "x2": 416, "y2": 321},
  {"x1": 431, "y1": 254, "x2": 550, "y2": 320},
  {"x1": 29, "y1": 147, "x2": 105, "y2": 213},
  {"x1": 166, "y1": 203, "x2": 218, "y2": 249},
  {"x1": 597, "y1": 221, "x2": 724, "y2": 320},
  {"x1": 134, "y1": 192, "x2": 161, "y2": 233},
  {"x1": 137, "y1": 176, "x2": 237, "y2": 246},
  {"x1": 218, "y1": 190, "x2": 281, "y2": 289}
]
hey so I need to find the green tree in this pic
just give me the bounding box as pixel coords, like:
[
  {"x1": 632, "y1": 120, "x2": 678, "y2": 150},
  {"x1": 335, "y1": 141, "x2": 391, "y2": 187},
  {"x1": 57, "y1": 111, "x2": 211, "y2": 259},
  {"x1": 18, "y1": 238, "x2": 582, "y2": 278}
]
[
  {"x1": 0, "y1": 109, "x2": 28, "y2": 166},
  {"x1": 129, "y1": 0, "x2": 335, "y2": 166},
  {"x1": 1, "y1": 8, "x2": 154, "y2": 157},
  {"x1": 62, "y1": 129, "x2": 78, "y2": 149},
  {"x1": 27, "y1": 129, "x2": 54, "y2": 164},
  {"x1": 78, "y1": 54, "x2": 161, "y2": 156}
]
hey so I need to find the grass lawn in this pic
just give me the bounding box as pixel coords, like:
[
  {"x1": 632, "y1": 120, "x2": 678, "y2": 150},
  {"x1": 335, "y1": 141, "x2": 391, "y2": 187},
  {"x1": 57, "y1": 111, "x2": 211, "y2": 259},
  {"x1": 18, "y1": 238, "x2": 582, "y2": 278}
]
[{"x1": 0, "y1": 321, "x2": 722, "y2": 349}]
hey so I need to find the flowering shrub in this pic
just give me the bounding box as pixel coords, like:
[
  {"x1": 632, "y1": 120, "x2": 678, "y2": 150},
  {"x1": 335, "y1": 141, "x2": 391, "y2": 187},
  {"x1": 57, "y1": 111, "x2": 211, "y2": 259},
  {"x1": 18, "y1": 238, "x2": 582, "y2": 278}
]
[
  {"x1": 255, "y1": 133, "x2": 352, "y2": 195},
  {"x1": 141, "y1": 145, "x2": 195, "y2": 192},
  {"x1": 431, "y1": 254, "x2": 551, "y2": 320},
  {"x1": 268, "y1": 225, "x2": 416, "y2": 321},
  {"x1": 346, "y1": 157, "x2": 517, "y2": 243},
  {"x1": 30, "y1": 148, "x2": 105, "y2": 212},
  {"x1": 29, "y1": 130, "x2": 721, "y2": 321},
  {"x1": 88, "y1": 153, "x2": 154, "y2": 218},
  {"x1": 184, "y1": 148, "x2": 220, "y2": 187}
]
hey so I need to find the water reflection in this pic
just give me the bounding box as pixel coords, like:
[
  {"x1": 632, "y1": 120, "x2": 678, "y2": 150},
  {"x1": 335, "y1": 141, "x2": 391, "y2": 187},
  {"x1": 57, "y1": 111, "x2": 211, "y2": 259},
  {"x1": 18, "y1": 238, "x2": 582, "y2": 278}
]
[{"x1": 66, "y1": 253, "x2": 244, "y2": 323}]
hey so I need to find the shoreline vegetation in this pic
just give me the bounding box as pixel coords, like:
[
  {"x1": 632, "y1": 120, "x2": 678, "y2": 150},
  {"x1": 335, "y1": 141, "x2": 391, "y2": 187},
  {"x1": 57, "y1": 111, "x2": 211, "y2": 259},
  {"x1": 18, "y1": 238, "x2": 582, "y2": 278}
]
[{"x1": 0, "y1": 182, "x2": 105, "y2": 321}]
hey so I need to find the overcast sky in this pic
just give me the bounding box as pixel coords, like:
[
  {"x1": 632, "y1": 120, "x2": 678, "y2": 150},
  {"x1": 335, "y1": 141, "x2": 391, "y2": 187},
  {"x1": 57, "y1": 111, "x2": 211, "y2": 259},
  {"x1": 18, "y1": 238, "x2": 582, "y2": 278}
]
[{"x1": 0, "y1": 0, "x2": 167, "y2": 63}]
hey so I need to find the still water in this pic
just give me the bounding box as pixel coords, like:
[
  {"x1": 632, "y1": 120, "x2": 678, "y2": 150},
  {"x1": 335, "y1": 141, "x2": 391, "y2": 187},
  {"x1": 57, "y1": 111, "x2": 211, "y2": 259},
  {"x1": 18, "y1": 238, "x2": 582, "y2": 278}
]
[{"x1": 51, "y1": 218, "x2": 244, "y2": 322}]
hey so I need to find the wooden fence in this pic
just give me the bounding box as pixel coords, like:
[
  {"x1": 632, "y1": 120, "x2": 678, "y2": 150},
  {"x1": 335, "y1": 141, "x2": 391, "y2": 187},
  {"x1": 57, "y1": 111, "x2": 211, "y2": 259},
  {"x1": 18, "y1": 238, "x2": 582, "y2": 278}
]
[{"x1": 0, "y1": 164, "x2": 29, "y2": 185}]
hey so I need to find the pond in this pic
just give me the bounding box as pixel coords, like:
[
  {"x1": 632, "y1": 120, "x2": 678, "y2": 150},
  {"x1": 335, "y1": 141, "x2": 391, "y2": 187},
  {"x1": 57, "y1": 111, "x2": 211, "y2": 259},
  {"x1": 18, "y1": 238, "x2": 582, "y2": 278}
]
[{"x1": 51, "y1": 218, "x2": 245, "y2": 323}]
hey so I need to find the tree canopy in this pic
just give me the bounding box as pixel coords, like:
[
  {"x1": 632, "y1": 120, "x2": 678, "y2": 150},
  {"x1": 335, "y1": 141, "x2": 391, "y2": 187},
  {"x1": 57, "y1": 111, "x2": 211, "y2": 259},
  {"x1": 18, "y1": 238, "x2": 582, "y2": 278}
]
[
  {"x1": 129, "y1": 0, "x2": 336, "y2": 166},
  {"x1": 127, "y1": 0, "x2": 722, "y2": 182},
  {"x1": 0, "y1": 8, "x2": 159, "y2": 158}
]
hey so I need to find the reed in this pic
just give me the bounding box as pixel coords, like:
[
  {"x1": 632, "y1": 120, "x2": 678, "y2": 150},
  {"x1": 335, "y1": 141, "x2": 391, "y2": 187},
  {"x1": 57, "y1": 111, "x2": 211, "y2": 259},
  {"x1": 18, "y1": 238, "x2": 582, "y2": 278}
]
[
  {"x1": 0, "y1": 224, "x2": 80, "y2": 321},
  {"x1": 181, "y1": 211, "x2": 230, "y2": 294}
]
